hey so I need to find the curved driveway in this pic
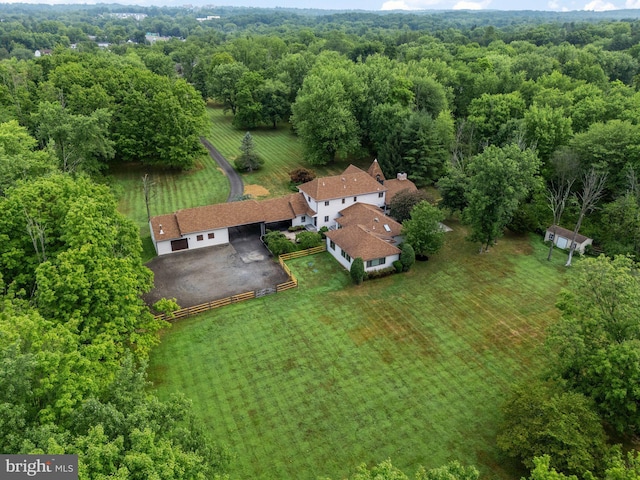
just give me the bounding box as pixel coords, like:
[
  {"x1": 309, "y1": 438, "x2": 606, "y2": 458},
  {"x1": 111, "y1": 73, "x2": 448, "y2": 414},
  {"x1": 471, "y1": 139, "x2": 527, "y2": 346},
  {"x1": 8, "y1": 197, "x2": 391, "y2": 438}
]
[{"x1": 200, "y1": 137, "x2": 244, "y2": 202}]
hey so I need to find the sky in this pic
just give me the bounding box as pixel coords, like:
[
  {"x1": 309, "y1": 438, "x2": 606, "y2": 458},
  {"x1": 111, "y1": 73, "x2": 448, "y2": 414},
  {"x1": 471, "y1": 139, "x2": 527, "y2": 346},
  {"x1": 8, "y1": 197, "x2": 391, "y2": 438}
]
[{"x1": 2, "y1": 0, "x2": 640, "y2": 12}]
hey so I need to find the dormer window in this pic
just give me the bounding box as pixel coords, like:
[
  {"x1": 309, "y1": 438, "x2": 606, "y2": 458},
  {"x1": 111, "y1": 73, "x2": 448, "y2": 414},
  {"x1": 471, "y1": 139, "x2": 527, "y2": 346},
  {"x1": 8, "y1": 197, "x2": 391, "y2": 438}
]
[{"x1": 353, "y1": 196, "x2": 357, "y2": 202}]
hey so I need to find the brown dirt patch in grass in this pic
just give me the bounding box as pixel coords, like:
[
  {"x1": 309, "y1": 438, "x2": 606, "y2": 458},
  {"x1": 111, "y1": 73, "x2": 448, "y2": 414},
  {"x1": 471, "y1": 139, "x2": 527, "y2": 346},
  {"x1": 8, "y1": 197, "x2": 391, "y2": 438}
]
[{"x1": 245, "y1": 184, "x2": 270, "y2": 197}]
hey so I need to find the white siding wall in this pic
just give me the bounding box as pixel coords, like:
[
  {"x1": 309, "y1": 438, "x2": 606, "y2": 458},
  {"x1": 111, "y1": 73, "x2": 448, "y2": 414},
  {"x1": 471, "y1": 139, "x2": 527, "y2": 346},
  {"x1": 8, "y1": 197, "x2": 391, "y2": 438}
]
[
  {"x1": 364, "y1": 254, "x2": 400, "y2": 272},
  {"x1": 156, "y1": 228, "x2": 230, "y2": 256},
  {"x1": 156, "y1": 240, "x2": 174, "y2": 256},
  {"x1": 312, "y1": 192, "x2": 386, "y2": 229},
  {"x1": 326, "y1": 237, "x2": 352, "y2": 270},
  {"x1": 183, "y1": 228, "x2": 229, "y2": 251},
  {"x1": 292, "y1": 215, "x2": 310, "y2": 227}
]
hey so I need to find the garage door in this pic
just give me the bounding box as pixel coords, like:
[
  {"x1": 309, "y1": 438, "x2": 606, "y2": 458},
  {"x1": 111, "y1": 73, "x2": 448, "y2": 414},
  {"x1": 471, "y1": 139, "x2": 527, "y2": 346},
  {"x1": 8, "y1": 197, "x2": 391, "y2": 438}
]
[
  {"x1": 171, "y1": 239, "x2": 189, "y2": 251},
  {"x1": 556, "y1": 237, "x2": 568, "y2": 249}
]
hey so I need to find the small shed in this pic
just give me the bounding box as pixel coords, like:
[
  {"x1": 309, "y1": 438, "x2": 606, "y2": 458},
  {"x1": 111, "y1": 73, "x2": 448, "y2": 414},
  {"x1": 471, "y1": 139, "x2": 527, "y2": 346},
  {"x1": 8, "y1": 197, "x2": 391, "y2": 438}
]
[{"x1": 545, "y1": 225, "x2": 593, "y2": 254}]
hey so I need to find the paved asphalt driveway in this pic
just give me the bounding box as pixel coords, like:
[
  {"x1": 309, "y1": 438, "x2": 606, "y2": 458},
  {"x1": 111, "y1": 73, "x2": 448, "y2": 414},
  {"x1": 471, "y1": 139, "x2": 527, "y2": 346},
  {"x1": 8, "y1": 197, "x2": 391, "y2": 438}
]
[{"x1": 144, "y1": 225, "x2": 289, "y2": 308}]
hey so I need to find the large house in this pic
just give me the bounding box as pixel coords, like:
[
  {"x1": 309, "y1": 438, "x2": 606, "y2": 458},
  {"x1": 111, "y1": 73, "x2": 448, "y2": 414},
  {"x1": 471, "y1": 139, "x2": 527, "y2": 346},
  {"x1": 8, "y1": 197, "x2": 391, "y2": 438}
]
[{"x1": 149, "y1": 161, "x2": 417, "y2": 272}]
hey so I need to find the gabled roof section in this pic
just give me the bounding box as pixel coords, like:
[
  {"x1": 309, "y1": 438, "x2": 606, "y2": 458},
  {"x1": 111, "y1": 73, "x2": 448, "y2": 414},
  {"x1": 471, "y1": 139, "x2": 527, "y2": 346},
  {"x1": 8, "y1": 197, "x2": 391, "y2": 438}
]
[
  {"x1": 150, "y1": 213, "x2": 181, "y2": 241},
  {"x1": 547, "y1": 225, "x2": 591, "y2": 244},
  {"x1": 261, "y1": 193, "x2": 313, "y2": 223},
  {"x1": 288, "y1": 192, "x2": 316, "y2": 216},
  {"x1": 337, "y1": 203, "x2": 402, "y2": 237},
  {"x1": 326, "y1": 225, "x2": 401, "y2": 261},
  {"x1": 298, "y1": 170, "x2": 386, "y2": 201},
  {"x1": 176, "y1": 200, "x2": 264, "y2": 234},
  {"x1": 367, "y1": 159, "x2": 386, "y2": 182},
  {"x1": 384, "y1": 180, "x2": 418, "y2": 205},
  {"x1": 342, "y1": 164, "x2": 365, "y2": 175}
]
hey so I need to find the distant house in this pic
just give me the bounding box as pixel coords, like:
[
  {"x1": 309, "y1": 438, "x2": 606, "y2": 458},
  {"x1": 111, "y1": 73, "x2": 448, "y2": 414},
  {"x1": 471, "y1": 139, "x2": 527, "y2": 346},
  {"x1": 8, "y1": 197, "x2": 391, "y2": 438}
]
[
  {"x1": 149, "y1": 161, "x2": 418, "y2": 271},
  {"x1": 545, "y1": 225, "x2": 593, "y2": 254}
]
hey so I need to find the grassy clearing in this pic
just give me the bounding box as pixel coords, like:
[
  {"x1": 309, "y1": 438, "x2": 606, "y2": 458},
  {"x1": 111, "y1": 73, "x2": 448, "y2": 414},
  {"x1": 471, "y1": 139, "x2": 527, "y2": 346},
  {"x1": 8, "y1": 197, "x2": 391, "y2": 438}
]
[
  {"x1": 206, "y1": 108, "x2": 373, "y2": 198},
  {"x1": 107, "y1": 154, "x2": 229, "y2": 239},
  {"x1": 148, "y1": 224, "x2": 569, "y2": 480}
]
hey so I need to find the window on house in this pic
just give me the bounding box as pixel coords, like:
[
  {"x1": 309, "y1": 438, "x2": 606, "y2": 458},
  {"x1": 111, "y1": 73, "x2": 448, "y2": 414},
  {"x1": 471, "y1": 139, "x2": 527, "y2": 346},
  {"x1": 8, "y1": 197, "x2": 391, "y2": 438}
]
[
  {"x1": 208, "y1": 233, "x2": 215, "y2": 239},
  {"x1": 330, "y1": 240, "x2": 335, "y2": 250},
  {"x1": 341, "y1": 249, "x2": 351, "y2": 262},
  {"x1": 301, "y1": 216, "x2": 306, "y2": 222},
  {"x1": 353, "y1": 196, "x2": 357, "y2": 202},
  {"x1": 366, "y1": 257, "x2": 386, "y2": 268},
  {"x1": 342, "y1": 198, "x2": 345, "y2": 204},
  {"x1": 197, "y1": 234, "x2": 204, "y2": 241},
  {"x1": 325, "y1": 200, "x2": 330, "y2": 206},
  {"x1": 378, "y1": 192, "x2": 384, "y2": 198},
  {"x1": 324, "y1": 216, "x2": 329, "y2": 222},
  {"x1": 548, "y1": 233, "x2": 555, "y2": 240}
]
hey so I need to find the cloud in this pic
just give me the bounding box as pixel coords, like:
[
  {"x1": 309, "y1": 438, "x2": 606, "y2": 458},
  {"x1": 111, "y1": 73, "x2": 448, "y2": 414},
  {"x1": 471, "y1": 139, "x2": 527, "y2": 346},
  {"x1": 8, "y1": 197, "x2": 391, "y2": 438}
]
[
  {"x1": 452, "y1": 0, "x2": 491, "y2": 9},
  {"x1": 583, "y1": 0, "x2": 618, "y2": 10},
  {"x1": 548, "y1": 0, "x2": 570, "y2": 10},
  {"x1": 380, "y1": 0, "x2": 412, "y2": 9},
  {"x1": 626, "y1": 0, "x2": 640, "y2": 7},
  {"x1": 380, "y1": 0, "x2": 443, "y2": 9}
]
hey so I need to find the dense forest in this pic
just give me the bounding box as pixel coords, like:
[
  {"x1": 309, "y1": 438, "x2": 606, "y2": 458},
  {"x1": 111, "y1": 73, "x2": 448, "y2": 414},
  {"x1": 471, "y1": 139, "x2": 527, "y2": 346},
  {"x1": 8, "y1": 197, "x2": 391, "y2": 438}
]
[{"x1": 3, "y1": 3, "x2": 640, "y2": 479}]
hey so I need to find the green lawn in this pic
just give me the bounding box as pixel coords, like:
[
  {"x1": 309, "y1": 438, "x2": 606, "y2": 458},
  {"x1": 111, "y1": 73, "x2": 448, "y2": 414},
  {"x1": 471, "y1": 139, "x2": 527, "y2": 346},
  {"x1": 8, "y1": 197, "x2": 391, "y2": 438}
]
[
  {"x1": 205, "y1": 107, "x2": 373, "y2": 198},
  {"x1": 108, "y1": 156, "x2": 229, "y2": 238},
  {"x1": 148, "y1": 224, "x2": 569, "y2": 480}
]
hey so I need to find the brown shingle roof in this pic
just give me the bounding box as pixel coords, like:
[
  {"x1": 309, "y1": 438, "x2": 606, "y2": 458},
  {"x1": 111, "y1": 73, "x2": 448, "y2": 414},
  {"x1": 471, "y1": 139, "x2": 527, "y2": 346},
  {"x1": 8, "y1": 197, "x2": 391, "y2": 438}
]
[
  {"x1": 176, "y1": 200, "x2": 265, "y2": 234},
  {"x1": 298, "y1": 170, "x2": 386, "y2": 201},
  {"x1": 326, "y1": 225, "x2": 401, "y2": 261},
  {"x1": 547, "y1": 225, "x2": 591, "y2": 244},
  {"x1": 150, "y1": 213, "x2": 181, "y2": 241},
  {"x1": 342, "y1": 164, "x2": 364, "y2": 175},
  {"x1": 149, "y1": 193, "x2": 313, "y2": 239},
  {"x1": 337, "y1": 203, "x2": 402, "y2": 237},
  {"x1": 384, "y1": 180, "x2": 418, "y2": 205},
  {"x1": 367, "y1": 159, "x2": 386, "y2": 182},
  {"x1": 261, "y1": 193, "x2": 313, "y2": 223},
  {"x1": 288, "y1": 192, "x2": 315, "y2": 216}
]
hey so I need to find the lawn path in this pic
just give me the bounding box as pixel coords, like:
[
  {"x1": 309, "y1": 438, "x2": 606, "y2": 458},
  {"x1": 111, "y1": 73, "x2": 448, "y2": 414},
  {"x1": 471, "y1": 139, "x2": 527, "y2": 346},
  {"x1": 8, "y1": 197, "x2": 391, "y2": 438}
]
[{"x1": 200, "y1": 137, "x2": 244, "y2": 202}]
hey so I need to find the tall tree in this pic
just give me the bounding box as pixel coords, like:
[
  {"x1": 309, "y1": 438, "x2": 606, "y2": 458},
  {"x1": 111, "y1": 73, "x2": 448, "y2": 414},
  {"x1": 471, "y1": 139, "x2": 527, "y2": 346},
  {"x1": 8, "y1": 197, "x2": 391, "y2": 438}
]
[
  {"x1": 549, "y1": 255, "x2": 640, "y2": 433},
  {"x1": 207, "y1": 62, "x2": 248, "y2": 115},
  {"x1": 565, "y1": 168, "x2": 606, "y2": 266},
  {"x1": 402, "y1": 201, "x2": 446, "y2": 258},
  {"x1": 546, "y1": 160, "x2": 576, "y2": 261},
  {"x1": 0, "y1": 120, "x2": 57, "y2": 194},
  {"x1": 33, "y1": 101, "x2": 114, "y2": 174},
  {"x1": 291, "y1": 69, "x2": 361, "y2": 165},
  {"x1": 464, "y1": 145, "x2": 540, "y2": 252},
  {"x1": 497, "y1": 380, "x2": 607, "y2": 476},
  {"x1": 235, "y1": 131, "x2": 263, "y2": 172}
]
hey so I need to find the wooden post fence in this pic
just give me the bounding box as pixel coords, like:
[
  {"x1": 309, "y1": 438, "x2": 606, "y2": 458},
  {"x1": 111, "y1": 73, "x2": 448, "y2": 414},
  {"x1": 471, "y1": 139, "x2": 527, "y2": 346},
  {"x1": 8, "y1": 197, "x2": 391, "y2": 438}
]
[{"x1": 154, "y1": 244, "x2": 326, "y2": 321}]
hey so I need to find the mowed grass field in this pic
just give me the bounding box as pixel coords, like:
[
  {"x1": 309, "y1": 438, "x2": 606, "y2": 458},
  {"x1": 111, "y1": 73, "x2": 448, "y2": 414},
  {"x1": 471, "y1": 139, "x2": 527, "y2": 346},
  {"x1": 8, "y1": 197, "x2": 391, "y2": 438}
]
[
  {"x1": 108, "y1": 156, "x2": 229, "y2": 237},
  {"x1": 205, "y1": 107, "x2": 372, "y2": 198},
  {"x1": 148, "y1": 223, "x2": 569, "y2": 480}
]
